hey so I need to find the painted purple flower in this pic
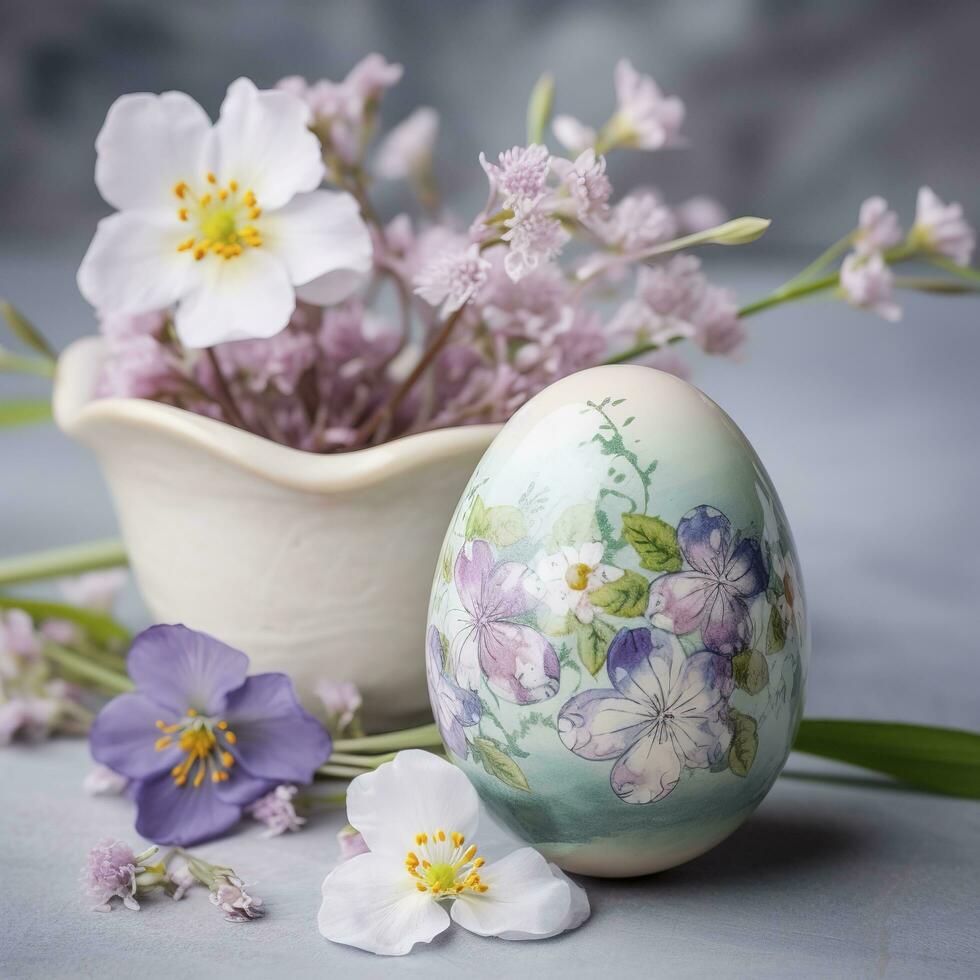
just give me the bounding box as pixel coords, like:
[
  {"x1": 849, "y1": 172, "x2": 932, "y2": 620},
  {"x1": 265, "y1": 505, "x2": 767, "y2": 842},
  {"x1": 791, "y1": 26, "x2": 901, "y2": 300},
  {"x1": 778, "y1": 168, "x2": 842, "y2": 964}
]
[
  {"x1": 447, "y1": 540, "x2": 559, "y2": 704},
  {"x1": 646, "y1": 506, "x2": 767, "y2": 656},
  {"x1": 558, "y1": 627, "x2": 733, "y2": 804},
  {"x1": 426, "y1": 626, "x2": 481, "y2": 759},
  {"x1": 89, "y1": 625, "x2": 331, "y2": 846}
]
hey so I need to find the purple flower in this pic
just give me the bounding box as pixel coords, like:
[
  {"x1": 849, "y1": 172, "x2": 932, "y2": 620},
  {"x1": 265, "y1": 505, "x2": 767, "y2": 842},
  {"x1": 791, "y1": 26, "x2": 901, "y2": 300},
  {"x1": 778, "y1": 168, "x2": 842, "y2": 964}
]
[
  {"x1": 89, "y1": 625, "x2": 331, "y2": 846},
  {"x1": 558, "y1": 627, "x2": 732, "y2": 804},
  {"x1": 447, "y1": 540, "x2": 560, "y2": 704},
  {"x1": 646, "y1": 506, "x2": 767, "y2": 656},
  {"x1": 426, "y1": 626, "x2": 481, "y2": 759}
]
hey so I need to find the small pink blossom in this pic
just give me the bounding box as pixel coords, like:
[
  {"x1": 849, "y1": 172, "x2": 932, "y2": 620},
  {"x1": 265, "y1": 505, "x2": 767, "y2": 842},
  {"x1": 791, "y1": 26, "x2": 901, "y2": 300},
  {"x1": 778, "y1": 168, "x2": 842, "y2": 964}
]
[
  {"x1": 40, "y1": 619, "x2": 79, "y2": 646},
  {"x1": 96, "y1": 336, "x2": 176, "y2": 399},
  {"x1": 83, "y1": 839, "x2": 161, "y2": 912},
  {"x1": 210, "y1": 874, "x2": 264, "y2": 922},
  {"x1": 0, "y1": 697, "x2": 60, "y2": 745},
  {"x1": 502, "y1": 200, "x2": 569, "y2": 281},
  {"x1": 343, "y1": 53, "x2": 404, "y2": 108},
  {"x1": 855, "y1": 196, "x2": 902, "y2": 256},
  {"x1": 216, "y1": 329, "x2": 317, "y2": 395},
  {"x1": 99, "y1": 310, "x2": 167, "y2": 349},
  {"x1": 337, "y1": 824, "x2": 370, "y2": 861},
  {"x1": 414, "y1": 243, "x2": 492, "y2": 317},
  {"x1": 637, "y1": 254, "x2": 706, "y2": 316},
  {"x1": 643, "y1": 349, "x2": 691, "y2": 379},
  {"x1": 840, "y1": 252, "x2": 902, "y2": 321},
  {"x1": 556, "y1": 149, "x2": 612, "y2": 225},
  {"x1": 691, "y1": 285, "x2": 746, "y2": 355},
  {"x1": 613, "y1": 59, "x2": 685, "y2": 150},
  {"x1": 552, "y1": 114, "x2": 596, "y2": 154},
  {"x1": 83, "y1": 764, "x2": 129, "y2": 796},
  {"x1": 480, "y1": 144, "x2": 551, "y2": 203},
  {"x1": 673, "y1": 196, "x2": 728, "y2": 234},
  {"x1": 375, "y1": 107, "x2": 439, "y2": 181},
  {"x1": 0, "y1": 609, "x2": 41, "y2": 672},
  {"x1": 60, "y1": 569, "x2": 128, "y2": 612},
  {"x1": 912, "y1": 186, "x2": 975, "y2": 266},
  {"x1": 246, "y1": 784, "x2": 306, "y2": 837},
  {"x1": 315, "y1": 679, "x2": 363, "y2": 731},
  {"x1": 604, "y1": 191, "x2": 678, "y2": 253}
]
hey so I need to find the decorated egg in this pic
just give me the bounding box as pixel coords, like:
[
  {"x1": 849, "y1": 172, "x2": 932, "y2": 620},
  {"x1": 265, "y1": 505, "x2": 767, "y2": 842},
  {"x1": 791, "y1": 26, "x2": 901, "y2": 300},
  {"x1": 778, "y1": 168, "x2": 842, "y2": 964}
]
[{"x1": 425, "y1": 364, "x2": 808, "y2": 877}]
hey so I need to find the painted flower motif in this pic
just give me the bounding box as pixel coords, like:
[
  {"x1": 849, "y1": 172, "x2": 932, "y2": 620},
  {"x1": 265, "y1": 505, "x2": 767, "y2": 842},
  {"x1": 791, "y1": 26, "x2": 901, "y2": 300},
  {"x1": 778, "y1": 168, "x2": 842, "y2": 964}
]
[
  {"x1": 647, "y1": 505, "x2": 767, "y2": 656},
  {"x1": 611, "y1": 59, "x2": 685, "y2": 150},
  {"x1": 756, "y1": 484, "x2": 805, "y2": 645},
  {"x1": 558, "y1": 627, "x2": 733, "y2": 804},
  {"x1": 535, "y1": 543, "x2": 623, "y2": 624},
  {"x1": 447, "y1": 540, "x2": 560, "y2": 704},
  {"x1": 89, "y1": 625, "x2": 331, "y2": 846},
  {"x1": 426, "y1": 626, "x2": 481, "y2": 759},
  {"x1": 318, "y1": 750, "x2": 589, "y2": 955},
  {"x1": 78, "y1": 78, "x2": 373, "y2": 348}
]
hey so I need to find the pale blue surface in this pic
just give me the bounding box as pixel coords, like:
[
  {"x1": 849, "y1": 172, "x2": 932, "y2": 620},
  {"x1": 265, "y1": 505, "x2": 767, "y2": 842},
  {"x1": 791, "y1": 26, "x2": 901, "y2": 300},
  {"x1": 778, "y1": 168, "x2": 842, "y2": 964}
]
[{"x1": 1, "y1": 247, "x2": 979, "y2": 978}]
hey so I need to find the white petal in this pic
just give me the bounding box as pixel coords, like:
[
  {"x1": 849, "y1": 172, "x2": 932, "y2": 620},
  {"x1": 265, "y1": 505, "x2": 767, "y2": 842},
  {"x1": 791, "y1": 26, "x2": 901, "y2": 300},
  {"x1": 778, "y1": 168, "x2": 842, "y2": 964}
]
[
  {"x1": 264, "y1": 190, "x2": 372, "y2": 302},
  {"x1": 94, "y1": 91, "x2": 211, "y2": 212},
  {"x1": 174, "y1": 249, "x2": 294, "y2": 347},
  {"x1": 345, "y1": 750, "x2": 480, "y2": 860},
  {"x1": 579, "y1": 541, "x2": 604, "y2": 567},
  {"x1": 497, "y1": 864, "x2": 591, "y2": 940},
  {"x1": 318, "y1": 852, "x2": 449, "y2": 956},
  {"x1": 450, "y1": 848, "x2": 575, "y2": 939},
  {"x1": 214, "y1": 78, "x2": 324, "y2": 209},
  {"x1": 77, "y1": 211, "x2": 193, "y2": 313}
]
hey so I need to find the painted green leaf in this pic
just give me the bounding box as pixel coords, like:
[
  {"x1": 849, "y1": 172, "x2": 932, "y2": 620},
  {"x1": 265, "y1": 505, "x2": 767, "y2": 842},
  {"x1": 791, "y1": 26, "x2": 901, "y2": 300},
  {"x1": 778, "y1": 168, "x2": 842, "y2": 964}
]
[
  {"x1": 793, "y1": 720, "x2": 980, "y2": 800},
  {"x1": 473, "y1": 737, "x2": 530, "y2": 792},
  {"x1": 576, "y1": 617, "x2": 617, "y2": 675},
  {"x1": 767, "y1": 604, "x2": 786, "y2": 653},
  {"x1": 550, "y1": 503, "x2": 598, "y2": 549},
  {"x1": 486, "y1": 505, "x2": 527, "y2": 547},
  {"x1": 438, "y1": 630, "x2": 450, "y2": 673},
  {"x1": 621, "y1": 513, "x2": 682, "y2": 572},
  {"x1": 440, "y1": 546, "x2": 452, "y2": 583},
  {"x1": 729, "y1": 709, "x2": 758, "y2": 777},
  {"x1": 732, "y1": 649, "x2": 769, "y2": 695},
  {"x1": 590, "y1": 570, "x2": 650, "y2": 618},
  {"x1": 464, "y1": 495, "x2": 489, "y2": 540},
  {"x1": 0, "y1": 399, "x2": 52, "y2": 428}
]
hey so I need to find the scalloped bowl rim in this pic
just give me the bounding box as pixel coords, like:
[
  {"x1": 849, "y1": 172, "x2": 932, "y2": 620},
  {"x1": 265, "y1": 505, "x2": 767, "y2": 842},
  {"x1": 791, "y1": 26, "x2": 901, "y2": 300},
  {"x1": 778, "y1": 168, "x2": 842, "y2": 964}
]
[{"x1": 54, "y1": 336, "x2": 502, "y2": 493}]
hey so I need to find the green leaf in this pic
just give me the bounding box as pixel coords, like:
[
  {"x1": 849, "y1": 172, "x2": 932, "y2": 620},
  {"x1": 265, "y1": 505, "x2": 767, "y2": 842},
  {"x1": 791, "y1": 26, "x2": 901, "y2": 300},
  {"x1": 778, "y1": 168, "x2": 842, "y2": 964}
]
[
  {"x1": 464, "y1": 495, "x2": 489, "y2": 540},
  {"x1": 485, "y1": 505, "x2": 527, "y2": 547},
  {"x1": 622, "y1": 513, "x2": 682, "y2": 572},
  {"x1": 1, "y1": 300, "x2": 56, "y2": 360},
  {"x1": 473, "y1": 737, "x2": 530, "y2": 792},
  {"x1": 590, "y1": 569, "x2": 649, "y2": 618},
  {"x1": 0, "y1": 399, "x2": 52, "y2": 428},
  {"x1": 549, "y1": 503, "x2": 598, "y2": 549},
  {"x1": 729, "y1": 709, "x2": 758, "y2": 777},
  {"x1": 767, "y1": 604, "x2": 786, "y2": 653},
  {"x1": 525, "y1": 72, "x2": 555, "y2": 145},
  {"x1": 0, "y1": 595, "x2": 131, "y2": 646},
  {"x1": 0, "y1": 346, "x2": 55, "y2": 378},
  {"x1": 575, "y1": 617, "x2": 616, "y2": 675},
  {"x1": 793, "y1": 720, "x2": 980, "y2": 800},
  {"x1": 0, "y1": 539, "x2": 127, "y2": 588},
  {"x1": 732, "y1": 649, "x2": 769, "y2": 695}
]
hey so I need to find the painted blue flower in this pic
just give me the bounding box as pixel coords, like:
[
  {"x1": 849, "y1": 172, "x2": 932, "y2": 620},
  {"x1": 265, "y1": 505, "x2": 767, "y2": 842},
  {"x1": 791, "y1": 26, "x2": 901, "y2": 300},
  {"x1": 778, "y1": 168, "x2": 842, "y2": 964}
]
[{"x1": 426, "y1": 626, "x2": 481, "y2": 759}]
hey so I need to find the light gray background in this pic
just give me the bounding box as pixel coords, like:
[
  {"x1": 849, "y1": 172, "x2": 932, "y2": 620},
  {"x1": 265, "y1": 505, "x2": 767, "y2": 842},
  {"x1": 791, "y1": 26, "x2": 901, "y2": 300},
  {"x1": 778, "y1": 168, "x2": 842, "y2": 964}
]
[{"x1": 2, "y1": 1, "x2": 979, "y2": 976}]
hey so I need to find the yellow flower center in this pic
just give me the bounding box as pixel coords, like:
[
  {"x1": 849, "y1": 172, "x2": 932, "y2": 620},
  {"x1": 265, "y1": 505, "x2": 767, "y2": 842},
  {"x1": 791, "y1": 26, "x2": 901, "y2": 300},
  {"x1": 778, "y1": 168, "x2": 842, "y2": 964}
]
[
  {"x1": 173, "y1": 174, "x2": 263, "y2": 262},
  {"x1": 564, "y1": 562, "x2": 592, "y2": 591},
  {"x1": 405, "y1": 829, "x2": 488, "y2": 896},
  {"x1": 154, "y1": 709, "x2": 238, "y2": 788}
]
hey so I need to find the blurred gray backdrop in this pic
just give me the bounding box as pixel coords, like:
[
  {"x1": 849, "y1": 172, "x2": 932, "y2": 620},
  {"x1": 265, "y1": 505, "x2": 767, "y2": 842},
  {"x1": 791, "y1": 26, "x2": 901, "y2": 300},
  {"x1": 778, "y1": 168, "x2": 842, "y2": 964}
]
[{"x1": 2, "y1": 0, "x2": 978, "y2": 249}]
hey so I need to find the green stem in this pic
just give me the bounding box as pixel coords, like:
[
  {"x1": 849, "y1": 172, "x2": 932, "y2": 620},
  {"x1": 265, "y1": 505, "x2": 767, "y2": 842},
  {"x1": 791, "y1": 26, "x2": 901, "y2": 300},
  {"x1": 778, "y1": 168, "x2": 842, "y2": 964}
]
[
  {"x1": 317, "y1": 763, "x2": 372, "y2": 779},
  {"x1": 926, "y1": 256, "x2": 980, "y2": 283},
  {"x1": 330, "y1": 723, "x2": 443, "y2": 754},
  {"x1": 42, "y1": 642, "x2": 133, "y2": 694},
  {"x1": 772, "y1": 232, "x2": 854, "y2": 294},
  {"x1": 0, "y1": 539, "x2": 128, "y2": 587},
  {"x1": 735, "y1": 271, "x2": 840, "y2": 318},
  {"x1": 327, "y1": 751, "x2": 398, "y2": 769}
]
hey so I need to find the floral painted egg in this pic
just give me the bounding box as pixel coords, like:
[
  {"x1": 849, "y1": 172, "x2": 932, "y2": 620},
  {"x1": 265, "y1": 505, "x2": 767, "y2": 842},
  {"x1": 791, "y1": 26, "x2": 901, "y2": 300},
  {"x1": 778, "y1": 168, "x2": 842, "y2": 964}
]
[{"x1": 425, "y1": 364, "x2": 808, "y2": 877}]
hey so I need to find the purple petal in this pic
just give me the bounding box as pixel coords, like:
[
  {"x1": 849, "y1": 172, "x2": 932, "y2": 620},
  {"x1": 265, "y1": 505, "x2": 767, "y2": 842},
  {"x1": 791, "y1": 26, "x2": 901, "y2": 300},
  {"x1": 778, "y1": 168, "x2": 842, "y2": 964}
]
[
  {"x1": 724, "y1": 537, "x2": 767, "y2": 598},
  {"x1": 558, "y1": 688, "x2": 652, "y2": 760},
  {"x1": 454, "y1": 539, "x2": 495, "y2": 617},
  {"x1": 427, "y1": 628, "x2": 481, "y2": 759},
  {"x1": 610, "y1": 728, "x2": 682, "y2": 804},
  {"x1": 223, "y1": 673, "x2": 332, "y2": 783},
  {"x1": 89, "y1": 692, "x2": 181, "y2": 780},
  {"x1": 647, "y1": 571, "x2": 716, "y2": 636},
  {"x1": 127, "y1": 625, "x2": 249, "y2": 715},
  {"x1": 672, "y1": 652, "x2": 734, "y2": 767},
  {"x1": 133, "y1": 772, "x2": 242, "y2": 845},
  {"x1": 677, "y1": 506, "x2": 732, "y2": 576},
  {"x1": 606, "y1": 627, "x2": 683, "y2": 705},
  {"x1": 478, "y1": 621, "x2": 559, "y2": 704},
  {"x1": 213, "y1": 768, "x2": 278, "y2": 806},
  {"x1": 482, "y1": 561, "x2": 541, "y2": 620},
  {"x1": 700, "y1": 587, "x2": 752, "y2": 656}
]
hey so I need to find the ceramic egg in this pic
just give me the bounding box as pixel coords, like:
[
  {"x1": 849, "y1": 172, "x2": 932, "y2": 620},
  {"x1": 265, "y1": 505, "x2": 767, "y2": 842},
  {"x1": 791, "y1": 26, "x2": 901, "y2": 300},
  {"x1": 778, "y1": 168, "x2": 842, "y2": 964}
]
[{"x1": 425, "y1": 364, "x2": 808, "y2": 877}]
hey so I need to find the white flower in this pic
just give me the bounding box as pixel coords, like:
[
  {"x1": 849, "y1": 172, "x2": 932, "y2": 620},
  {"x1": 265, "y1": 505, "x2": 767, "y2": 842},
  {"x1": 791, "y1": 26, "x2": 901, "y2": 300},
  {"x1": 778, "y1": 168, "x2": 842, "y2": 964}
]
[
  {"x1": 502, "y1": 199, "x2": 569, "y2": 282},
  {"x1": 611, "y1": 59, "x2": 685, "y2": 150},
  {"x1": 535, "y1": 543, "x2": 623, "y2": 624},
  {"x1": 552, "y1": 114, "x2": 596, "y2": 154},
  {"x1": 78, "y1": 78, "x2": 373, "y2": 348},
  {"x1": 840, "y1": 251, "x2": 902, "y2": 322},
  {"x1": 414, "y1": 243, "x2": 491, "y2": 317},
  {"x1": 911, "y1": 186, "x2": 975, "y2": 266},
  {"x1": 855, "y1": 196, "x2": 902, "y2": 256},
  {"x1": 318, "y1": 750, "x2": 589, "y2": 956},
  {"x1": 375, "y1": 107, "x2": 439, "y2": 181}
]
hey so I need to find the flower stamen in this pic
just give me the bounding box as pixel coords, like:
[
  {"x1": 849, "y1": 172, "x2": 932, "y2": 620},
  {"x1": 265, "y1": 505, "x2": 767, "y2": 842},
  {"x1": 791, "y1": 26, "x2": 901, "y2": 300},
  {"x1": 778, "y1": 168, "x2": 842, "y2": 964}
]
[
  {"x1": 405, "y1": 829, "x2": 488, "y2": 896},
  {"x1": 172, "y1": 175, "x2": 264, "y2": 263},
  {"x1": 154, "y1": 711, "x2": 238, "y2": 788}
]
